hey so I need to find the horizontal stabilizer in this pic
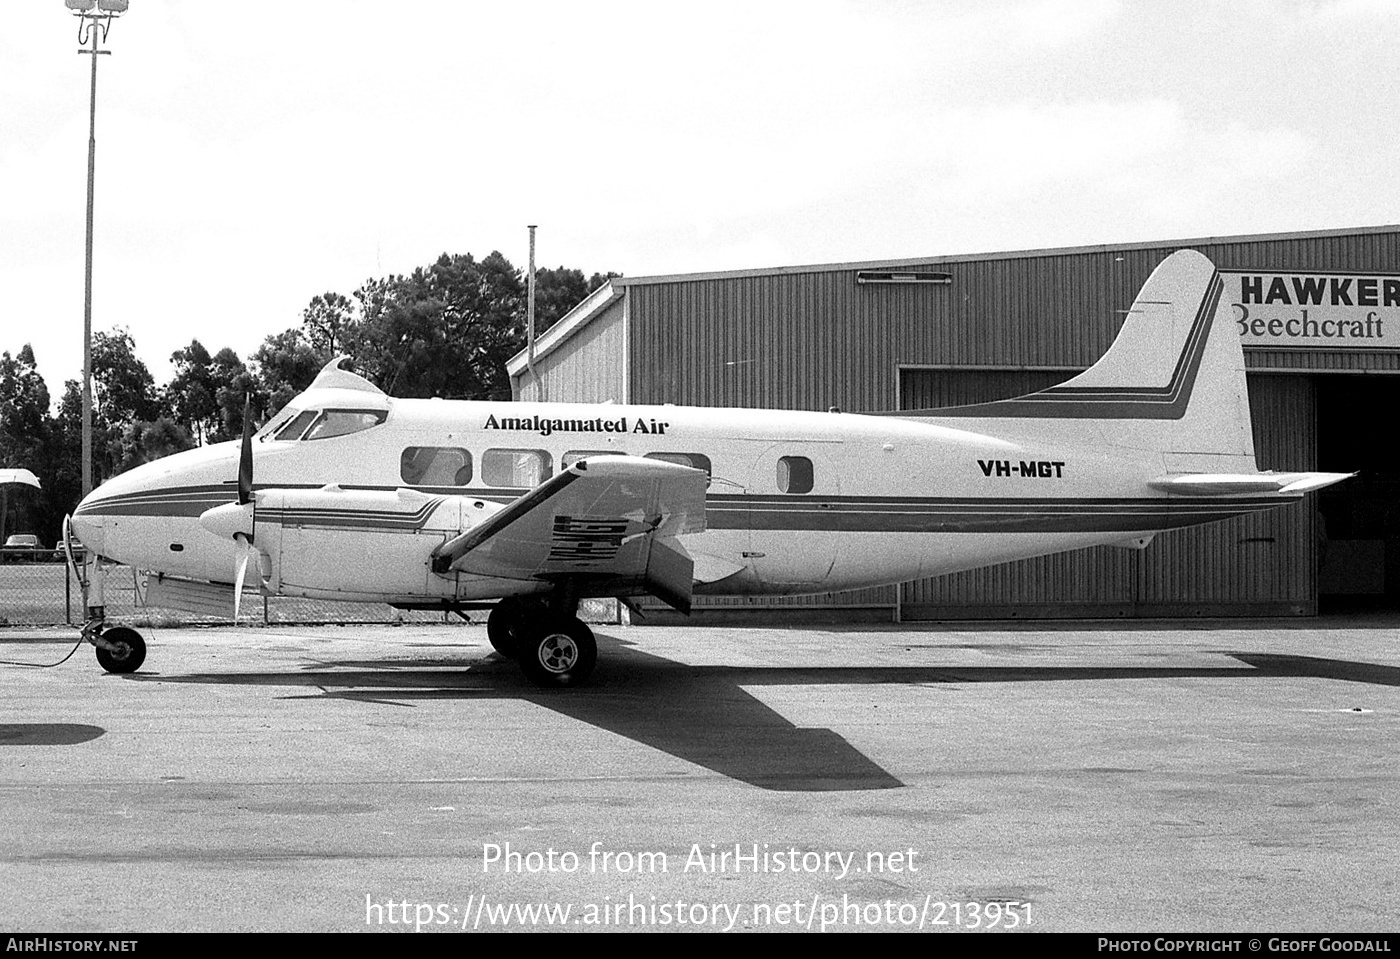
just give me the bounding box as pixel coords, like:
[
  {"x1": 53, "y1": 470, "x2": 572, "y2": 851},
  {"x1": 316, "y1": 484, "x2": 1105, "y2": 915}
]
[{"x1": 1148, "y1": 472, "x2": 1354, "y2": 496}]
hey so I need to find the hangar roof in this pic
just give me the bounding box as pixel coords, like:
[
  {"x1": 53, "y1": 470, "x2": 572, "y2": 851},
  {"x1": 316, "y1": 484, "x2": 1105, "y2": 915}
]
[{"x1": 507, "y1": 224, "x2": 1400, "y2": 377}]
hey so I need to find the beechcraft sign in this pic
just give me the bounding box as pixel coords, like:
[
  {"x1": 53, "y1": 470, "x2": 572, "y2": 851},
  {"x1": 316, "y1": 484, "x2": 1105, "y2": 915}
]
[{"x1": 1222, "y1": 270, "x2": 1400, "y2": 351}]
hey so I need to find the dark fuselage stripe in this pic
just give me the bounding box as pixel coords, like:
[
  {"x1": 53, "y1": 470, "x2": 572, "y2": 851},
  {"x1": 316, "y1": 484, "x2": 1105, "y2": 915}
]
[{"x1": 74, "y1": 482, "x2": 1293, "y2": 536}]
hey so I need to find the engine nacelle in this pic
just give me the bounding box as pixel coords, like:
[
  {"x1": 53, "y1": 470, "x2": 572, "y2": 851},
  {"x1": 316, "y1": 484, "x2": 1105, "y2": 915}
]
[{"x1": 249, "y1": 486, "x2": 502, "y2": 602}]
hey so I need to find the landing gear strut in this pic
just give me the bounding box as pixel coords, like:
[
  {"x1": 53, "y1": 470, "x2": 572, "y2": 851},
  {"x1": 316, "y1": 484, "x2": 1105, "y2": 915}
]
[
  {"x1": 487, "y1": 592, "x2": 597, "y2": 687},
  {"x1": 72, "y1": 541, "x2": 146, "y2": 674}
]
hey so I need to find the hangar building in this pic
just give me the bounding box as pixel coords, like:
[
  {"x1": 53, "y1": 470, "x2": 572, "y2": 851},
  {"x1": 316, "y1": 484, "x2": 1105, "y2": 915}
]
[{"x1": 507, "y1": 226, "x2": 1400, "y2": 621}]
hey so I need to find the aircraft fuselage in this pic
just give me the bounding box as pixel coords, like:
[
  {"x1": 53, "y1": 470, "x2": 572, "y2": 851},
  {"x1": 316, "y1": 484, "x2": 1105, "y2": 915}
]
[{"x1": 71, "y1": 397, "x2": 1288, "y2": 606}]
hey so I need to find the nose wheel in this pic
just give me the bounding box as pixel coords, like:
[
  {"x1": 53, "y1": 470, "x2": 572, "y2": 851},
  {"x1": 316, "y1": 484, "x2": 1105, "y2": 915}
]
[{"x1": 93, "y1": 626, "x2": 146, "y2": 674}]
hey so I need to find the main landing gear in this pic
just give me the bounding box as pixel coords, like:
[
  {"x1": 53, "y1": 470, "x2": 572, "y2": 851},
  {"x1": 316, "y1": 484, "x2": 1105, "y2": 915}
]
[{"x1": 487, "y1": 595, "x2": 597, "y2": 688}]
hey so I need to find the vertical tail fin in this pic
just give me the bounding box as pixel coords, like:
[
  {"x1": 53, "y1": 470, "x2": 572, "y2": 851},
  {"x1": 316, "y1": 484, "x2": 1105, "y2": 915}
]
[{"x1": 922, "y1": 249, "x2": 1258, "y2": 472}]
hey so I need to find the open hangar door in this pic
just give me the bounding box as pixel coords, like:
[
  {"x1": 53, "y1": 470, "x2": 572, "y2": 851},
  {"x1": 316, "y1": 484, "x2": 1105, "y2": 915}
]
[
  {"x1": 897, "y1": 369, "x2": 1319, "y2": 619},
  {"x1": 1315, "y1": 374, "x2": 1400, "y2": 612}
]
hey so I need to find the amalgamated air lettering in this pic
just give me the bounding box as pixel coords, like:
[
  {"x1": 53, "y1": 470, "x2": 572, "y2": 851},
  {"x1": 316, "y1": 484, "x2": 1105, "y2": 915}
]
[
  {"x1": 483, "y1": 413, "x2": 670, "y2": 436},
  {"x1": 978, "y1": 459, "x2": 1065, "y2": 479}
]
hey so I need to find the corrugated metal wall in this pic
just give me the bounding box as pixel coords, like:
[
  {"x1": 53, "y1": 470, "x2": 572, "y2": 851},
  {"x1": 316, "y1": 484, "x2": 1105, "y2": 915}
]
[
  {"x1": 1137, "y1": 375, "x2": 1316, "y2": 614},
  {"x1": 515, "y1": 297, "x2": 629, "y2": 403},
  {"x1": 626, "y1": 230, "x2": 1400, "y2": 411}
]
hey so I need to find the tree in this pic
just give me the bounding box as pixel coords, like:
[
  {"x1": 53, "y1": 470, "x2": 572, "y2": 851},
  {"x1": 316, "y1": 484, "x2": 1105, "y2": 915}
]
[
  {"x1": 302, "y1": 292, "x2": 355, "y2": 357},
  {"x1": 117, "y1": 416, "x2": 195, "y2": 473},
  {"x1": 274, "y1": 252, "x2": 613, "y2": 406},
  {"x1": 343, "y1": 251, "x2": 526, "y2": 401},
  {"x1": 253, "y1": 328, "x2": 327, "y2": 417},
  {"x1": 0, "y1": 344, "x2": 51, "y2": 470},
  {"x1": 207, "y1": 348, "x2": 253, "y2": 443},
  {"x1": 91, "y1": 328, "x2": 162, "y2": 427},
  {"x1": 0, "y1": 345, "x2": 52, "y2": 541},
  {"x1": 167, "y1": 340, "x2": 217, "y2": 444},
  {"x1": 533, "y1": 267, "x2": 619, "y2": 334}
]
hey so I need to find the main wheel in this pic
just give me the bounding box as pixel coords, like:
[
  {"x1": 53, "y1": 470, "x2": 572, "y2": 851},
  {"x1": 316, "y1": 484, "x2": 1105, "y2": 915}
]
[
  {"x1": 518, "y1": 618, "x2": 597, "y2": 688},
  {"x1": 487, "y1": 597, "x2": 529, "y2": 658},
  {"x1": 95, "y1": 626, "x2": 146, "y2": 674}
]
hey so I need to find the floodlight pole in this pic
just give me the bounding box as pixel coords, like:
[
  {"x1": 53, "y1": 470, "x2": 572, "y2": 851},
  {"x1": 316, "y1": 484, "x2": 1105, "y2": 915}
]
[{"x1": 71, "y1": 3, "x2": 123, "y2": 498}]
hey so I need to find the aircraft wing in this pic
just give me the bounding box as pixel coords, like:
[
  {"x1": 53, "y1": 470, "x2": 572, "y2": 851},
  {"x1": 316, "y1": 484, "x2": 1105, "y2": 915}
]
[{"x1": 431, "y1": 455, "x2": 708, "y2": 612}]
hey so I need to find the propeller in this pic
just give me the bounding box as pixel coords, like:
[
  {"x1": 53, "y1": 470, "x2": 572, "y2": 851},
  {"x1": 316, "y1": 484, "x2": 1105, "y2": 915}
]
[{"x1": 199, "y1": 395, "x2": 260, "y2": 620}]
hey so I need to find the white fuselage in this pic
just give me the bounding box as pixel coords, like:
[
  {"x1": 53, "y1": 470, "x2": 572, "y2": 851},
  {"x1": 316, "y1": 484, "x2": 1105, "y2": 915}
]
[{"x1": 71, "y1": 395, "x2": 1286, "y2": 606}]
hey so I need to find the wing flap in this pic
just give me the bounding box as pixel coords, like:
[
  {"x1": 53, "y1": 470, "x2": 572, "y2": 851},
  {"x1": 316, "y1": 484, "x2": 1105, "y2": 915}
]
[{"x1": 431, "y1": 456, "x2": 707, "y2": 609}]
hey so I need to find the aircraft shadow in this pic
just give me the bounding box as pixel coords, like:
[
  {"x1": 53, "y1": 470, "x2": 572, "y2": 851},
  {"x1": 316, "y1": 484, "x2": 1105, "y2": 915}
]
[
  {"x1": 0, "y1": 723, "x2": 106, "y2": 745},
  {"x1": 127, "y1": 645, "x2": 1400, "y2": 792}
]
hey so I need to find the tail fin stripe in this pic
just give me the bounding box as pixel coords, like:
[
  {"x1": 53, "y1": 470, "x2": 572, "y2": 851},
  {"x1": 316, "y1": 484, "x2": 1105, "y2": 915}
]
[{"x1": 924, "y1": 274, "x2": 1222, "y2": 420}]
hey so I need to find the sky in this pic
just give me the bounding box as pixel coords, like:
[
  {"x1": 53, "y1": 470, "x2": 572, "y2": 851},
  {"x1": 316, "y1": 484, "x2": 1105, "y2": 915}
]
[{"x1": 2, "y1": 0, "x2": 1398, "y2": 397}]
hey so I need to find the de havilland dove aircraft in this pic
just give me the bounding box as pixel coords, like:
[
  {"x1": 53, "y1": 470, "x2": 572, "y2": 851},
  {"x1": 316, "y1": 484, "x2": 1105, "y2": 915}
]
[{"x1": 67, "y1": 250, "x2": 1350, "y2": 686}]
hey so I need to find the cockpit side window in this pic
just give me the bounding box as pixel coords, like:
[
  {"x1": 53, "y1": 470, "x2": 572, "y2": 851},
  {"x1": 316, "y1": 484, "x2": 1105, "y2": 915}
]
[
  {"x1": 302, "y1": 409, "x2": 388, "y2": 441},
  {"x1": 274, "y1": 409, "x2": 319, "y2": 441}
]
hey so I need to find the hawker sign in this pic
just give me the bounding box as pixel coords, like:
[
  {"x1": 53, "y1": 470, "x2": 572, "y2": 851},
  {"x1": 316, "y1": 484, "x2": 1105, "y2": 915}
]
[{"x1": 1222, "y1": 271, "x2": 1400, "y2": 350}]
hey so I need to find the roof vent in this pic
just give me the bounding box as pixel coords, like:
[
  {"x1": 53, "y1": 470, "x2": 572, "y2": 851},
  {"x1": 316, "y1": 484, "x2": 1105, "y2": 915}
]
[{"x1": 855, "y1": 270, "x2": 952, "y2": 286}]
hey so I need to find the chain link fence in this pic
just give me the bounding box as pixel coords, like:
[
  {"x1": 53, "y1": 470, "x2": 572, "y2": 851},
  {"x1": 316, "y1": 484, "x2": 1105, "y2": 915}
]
[{"x1": 0, "y1": 550, "x2": 621, "y2": 627}]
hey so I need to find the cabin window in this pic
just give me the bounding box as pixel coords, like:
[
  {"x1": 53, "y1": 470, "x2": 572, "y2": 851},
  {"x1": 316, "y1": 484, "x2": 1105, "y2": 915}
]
[
  {"x1": 482, "y1": 448, "x2": 553, "y2": 488},
  {"x1": 777, "y1": 455, "x2": 814, "y2": 494},
  {"x1": 562, "y1": 450, "x2": 626, "y2": 468},
  {"x1": 274, "y1": 409, "x2": 319, "y2": 441},
  {"x1": 645, "y1": 452, "x2": 712, "y2": 477},
  {"x1": 302, "y1": 409, "x2": 388, "y2": 441},
  {"x1": 401, "y1": 447, "x2": 473, "y2": 486}
]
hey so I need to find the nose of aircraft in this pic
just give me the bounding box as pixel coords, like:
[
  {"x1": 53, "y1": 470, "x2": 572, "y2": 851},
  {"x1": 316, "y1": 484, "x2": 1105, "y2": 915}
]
[{"x1": 70, "y1": 492, "x2": 106, "y2": 555}]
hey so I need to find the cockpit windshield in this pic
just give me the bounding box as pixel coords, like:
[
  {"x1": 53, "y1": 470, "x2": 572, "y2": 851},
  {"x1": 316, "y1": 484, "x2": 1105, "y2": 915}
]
[
  {"x1": 302, "y1": 409, "x2": 388, "y2": 440},
  {"x1": 255, "y1": 407, "x2": 302, "y2": 442},
  {"x1": 259, "y1": 408, "x2": 387, "y2": 442},
  {"x1": 273, "y1": 410, "x2": 319, "y2": 441}
]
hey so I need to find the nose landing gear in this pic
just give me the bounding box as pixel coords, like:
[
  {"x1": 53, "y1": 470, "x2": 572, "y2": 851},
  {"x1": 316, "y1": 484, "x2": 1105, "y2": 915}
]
[
  {"x1": 92, "y1": 626, "x2": 146, "y2": 674},
  {"x1": 67, "y1": 518, "x2": 147, "y2": 674}
]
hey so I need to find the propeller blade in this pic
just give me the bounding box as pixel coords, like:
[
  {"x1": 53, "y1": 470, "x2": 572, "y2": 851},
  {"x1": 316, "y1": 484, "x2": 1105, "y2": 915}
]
[
  {"x1": 238, "y1": 394, "x2": 254, "y2": 506},
  {"x1": 233, "y1": 540, "x2": 250, "y2": 621}
]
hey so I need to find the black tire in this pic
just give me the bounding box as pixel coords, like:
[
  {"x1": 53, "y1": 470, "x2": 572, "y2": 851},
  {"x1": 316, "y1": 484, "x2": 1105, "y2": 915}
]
[
  {"x1": 486, "y1": 597, "x2": 526, "y2": 658},
  {"x1": 95, "y1": 626, "x2": 146, "y2": 674},
  {"x1": 518, "y1": 618, "x2": 597, "y2": 688}
]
